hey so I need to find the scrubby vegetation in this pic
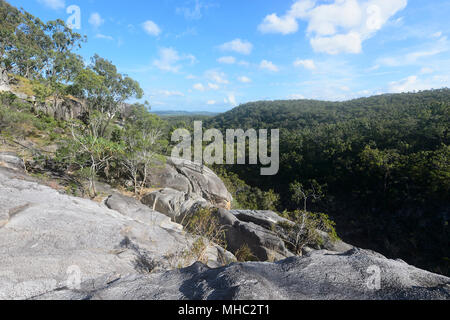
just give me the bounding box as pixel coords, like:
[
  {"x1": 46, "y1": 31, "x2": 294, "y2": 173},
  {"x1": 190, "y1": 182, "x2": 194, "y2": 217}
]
[
  {"x1": 205, "y1": 90, "x2": 450, "y2": 275},
  {"x1": 0, "y1": 1, "x2": 168, "y2": 198}
]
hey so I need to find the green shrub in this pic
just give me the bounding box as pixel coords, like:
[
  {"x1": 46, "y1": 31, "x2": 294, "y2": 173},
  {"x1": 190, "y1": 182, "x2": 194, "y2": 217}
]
[
  {"x1": 182, "y1": 208, "x2": 227, "y2": 264},
  {"x1": 276, "y1": 210, "x2": 339, "y2": 255}
]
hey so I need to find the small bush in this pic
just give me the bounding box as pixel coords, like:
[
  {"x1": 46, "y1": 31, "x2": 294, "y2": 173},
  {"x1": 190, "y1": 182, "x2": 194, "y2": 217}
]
[
  {"x1": 276, "y1": 210, "x2": 339, "y2": 255},
  {"x1": 182, "y1": 208, "x2": 227, "y2": 264}
]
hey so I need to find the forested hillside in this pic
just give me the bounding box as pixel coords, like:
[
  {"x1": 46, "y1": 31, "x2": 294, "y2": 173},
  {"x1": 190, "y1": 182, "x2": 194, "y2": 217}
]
[
  {"x1": 1, "y1": 0, "x2": 448, "y2": 277},
  {"x1": 206, "y1": 90, "x2": 450, "y2": 275}
]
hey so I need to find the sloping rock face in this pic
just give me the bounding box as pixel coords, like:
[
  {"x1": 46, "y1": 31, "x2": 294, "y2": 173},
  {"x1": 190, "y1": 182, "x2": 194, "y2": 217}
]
[
  {"x1": 214, "y1": 209, "x2": 293, "y2": 261},
  {"x1": 36, "y1": 248, "x2": 450, "y2": 300},
  {"x1": 0, "y1": 152, "x2": 25, "y2": 171},
  {"x1": 141, "y1": 188, "x2": 209, "y2": 220},
  {"x1": 0, "y1": 168, "x2": 232, "y2": 300},
  {"x1": 214, "y1": 209, "x2": 353, "y2": 262},
  {"x1": 146, "y1": 157, "x2": 232, "y2": 210}
]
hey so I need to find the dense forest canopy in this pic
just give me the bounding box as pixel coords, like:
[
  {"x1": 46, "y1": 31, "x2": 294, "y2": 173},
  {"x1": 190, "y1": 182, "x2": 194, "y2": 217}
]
[{"x1": 206, "y1": 89, "x2": 450, "y2": 275}]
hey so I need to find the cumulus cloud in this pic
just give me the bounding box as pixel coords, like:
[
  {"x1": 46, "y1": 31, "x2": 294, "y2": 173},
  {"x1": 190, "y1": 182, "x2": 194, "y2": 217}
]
[
  {"x1": 205, "y1": 70, "x2": 229, "y2": 84},
  {"x1": 217, "y1": 56, "x2": 236, "y2": 64},
  {"x1": 89, "y1": 13, "x2": 104, "y2": 28},
  {"x1": 142, "y1": 20, "x2": 161, "y2": 36},
  {"x1": 238, "y1": 76, "x2": 252, "y2": 83},
  {"x1": 388, "y1": 74, "x2": 449, "y2": 93},
  {"x1": 207, "y1": 100, "x2": 216, "y2": 105},
  {"x1": 219, "y1": 39, "x2": 253, "y2": 55},
  {"x1": 260, "y1": 60, "x2": 279, "y2": 72},
  {"x1": 159, "y1": 90, "x2": 185, "y2": 97},
  {"x1": 208, "y1": 83, "x2": 219, "y2": 90},
  {"x1": 38, "y1": 0, "x2": 65, "y2": 10},
  {"x1": 193, "y1": 83, "x2": 206, "y2": 91},
  {"x1": 153, "y1": 48, "x2": 195, "y2": 73},
  {"x1": 224, "y1": 93, "x2": 237, "y2": 106},
  {"x1": 258, "y1": 0, "x2": 408, "y2": 54},
  {"x1": 293, "y1": 59, "x2": 316, "y2": 70}
]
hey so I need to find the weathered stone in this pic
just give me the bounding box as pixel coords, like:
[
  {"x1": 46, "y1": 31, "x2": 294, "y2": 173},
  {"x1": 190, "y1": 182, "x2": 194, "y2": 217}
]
[
  {"x1": 147, "y1": 157, "x2": 232, "y2": 210},
  {"x1": 36, "y1": 248, "x2": 450, "y2": 300},
  {"x1": 0, "y1": 152, "x2": 25, "y2": 171},
  {"x1": 0, "y1": 168, "x2": 233, "y2": 300},
  {"x1": 105, "y1": 193, "x2": 182, "y2": 232},
  {"x1": 229, "y1": 210, "x2": 292, "y2": 229},
  {"x1": 214, "y1": 209, "x2": 294, "y2": 261}
]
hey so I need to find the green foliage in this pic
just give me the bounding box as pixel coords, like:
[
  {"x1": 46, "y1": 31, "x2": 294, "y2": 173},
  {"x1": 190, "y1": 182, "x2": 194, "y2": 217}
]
[
  {"x1": 57, "y1": 119, "x2": 125, "y2": 197},
  {"x1": 207, "y1": 89, "x2": 450, "y2": 275},
  {"x1": 214, "y1": 166, "x2": 279, "y2": 210},
  {"x1": 182, "y1": 208, "x2": 228, "y2": 264},
  {"x1": 276, "y1": 210, "x2": 339, "y2": 255}
]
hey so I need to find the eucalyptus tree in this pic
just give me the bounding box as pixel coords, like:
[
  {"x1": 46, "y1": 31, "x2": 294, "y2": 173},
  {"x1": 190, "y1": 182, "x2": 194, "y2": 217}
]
[
  {"x1": 43, "y1": 19, "x2": 85, "y2": 108},
  {"x1": 71, "y1": 54, "x2": 144, "y2": 138}
]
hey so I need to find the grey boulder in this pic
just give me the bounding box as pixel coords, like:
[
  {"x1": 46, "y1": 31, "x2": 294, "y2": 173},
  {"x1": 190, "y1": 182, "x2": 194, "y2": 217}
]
[
  {"x1": 214, "y1": 209, "x2": 294, "y2": 261},
  {"x1": 147, "y1": 157, "x2": 232, "y2": 210},
  {"x1": 141, "y1": 188, "x2": 209, "y2": 221},
  {"x1": 228, "y1": 209, "x2": 353, "y2": 255},
  {"x1": 0, "y1": 152, "x2": 25, "y2": 171},
  {"x1": 0, "y1": 167, "x2": 232, "y2": 300}
]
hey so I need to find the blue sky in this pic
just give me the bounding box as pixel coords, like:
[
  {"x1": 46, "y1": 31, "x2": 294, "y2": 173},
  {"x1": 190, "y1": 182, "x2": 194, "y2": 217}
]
[{"x1": 10, "y1": 0, "x2": 450, "y2": 111}]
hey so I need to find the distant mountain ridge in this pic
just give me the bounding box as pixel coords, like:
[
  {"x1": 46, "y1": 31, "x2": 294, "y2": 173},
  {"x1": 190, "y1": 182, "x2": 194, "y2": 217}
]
[
  {"x1": 151, "y1": 110, "x2": 220, "y2": 117},
  {"x1": 206, "y1": 89, "x2": 450, "y2": 130}
]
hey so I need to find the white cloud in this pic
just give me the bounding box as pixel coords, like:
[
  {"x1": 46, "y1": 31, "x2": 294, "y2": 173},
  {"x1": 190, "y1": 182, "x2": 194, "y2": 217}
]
[
  {"x1": 153, "y1": 48, "x2": 179, "y2": 72},
  {"x1": 258, "y1": 0, "x2": 408, "y2": 54},
  {"x1": 186, "y1": 74, "x2": 196, "y2": 80},
  {"x1": 258, "y1": 0, "x2": 314, "y2": 34},
  {"x1": 207, "y1": 100, "x2": 216, "y2": 105},
  {"x1": 89, "y1": 13, "x2": 104, "y2": 28},
  {"x1": 293, "y1": 59, "x2": 316, "y2": 70},
  {"x1": 217, "y1": 56, "x2": 236, "y2": 64},
  {"x1": 432, "y1": 31, "x2": 443, "y2": 38},
  {"x1": 38, "y1": 0, "x2": 65, "y2": 10},
  {"x1": 153, "y1": 48, "x2": 196, "y2": 73},
  {"x1": 159, "y1": 90, "x2": 184, "y2": 97},
  {"x1": 260, "y1": 60, "x2": 279, "y2": 72},
  {"x1": 208, "y1": 83, "x2": 219, "y2": 90},
  {"x1": 205, "y1": 70, "x2": 229, "y2": 84},
  {"x1": 238, "y1": 76, "x2": 252, "y2": 83},
  {"x1": 95, "y1": 34, "x2": 114, "y2": 41},
  {"x1": 311, "y1": 32, "x2": 362, "y2": 54},
  {"x1": 389, "y1": 75, "x2": 421, "y2": 93},
  {"x1": 224, "y1": 93, "x2": 237, "y2": 106},
  {"x1": 142, "y1": 20, "x2": 161, "y2": 36},
  {"x1": 193, "y1": 83, "x2": 206, "y2": 91},
  {"x1": 288, "y1": 94, "x2": 306, "y2": 99},
  {"x1": 176, "y1": 0, "x2": 210, "y2": 20},
  {"x1": 219, "y1": 39, "x2": 253, "y2": 55},
  {"x1": 388, "y1": 74, "x2": 449, "y2": 93},
  {"x1": 379, "y1": 37, "x2": 448, "y2": 67},
  {"x1": 258, "y1": 14, "x2": 299, "y2": 35}
]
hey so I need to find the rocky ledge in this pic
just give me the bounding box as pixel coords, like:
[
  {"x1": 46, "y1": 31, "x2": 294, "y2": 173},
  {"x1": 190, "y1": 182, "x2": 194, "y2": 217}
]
[
  {"x1": 0, "y1": 165, "x2": 449, "y2": 300},
  {"x1": 34, "y1": 249, "x2": 450, "y2": 300}
]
